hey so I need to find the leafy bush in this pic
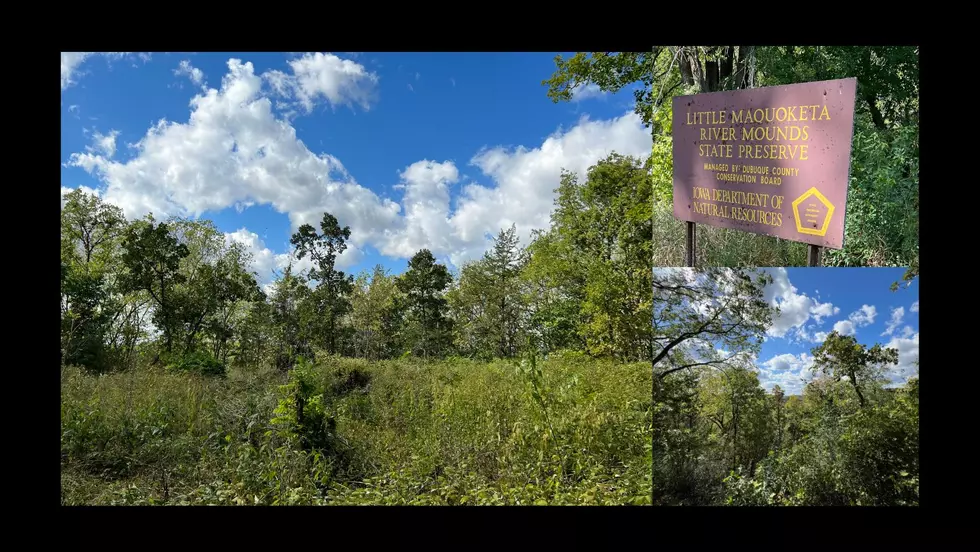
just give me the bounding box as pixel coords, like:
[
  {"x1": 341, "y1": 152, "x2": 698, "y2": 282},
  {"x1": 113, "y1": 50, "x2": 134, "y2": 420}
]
[
  {"x1": 166, "y1": 351, "x2": 226, "y2": 378},
  {"x1": 718, "y1": 380, "x2": 919, "y2": 507}
]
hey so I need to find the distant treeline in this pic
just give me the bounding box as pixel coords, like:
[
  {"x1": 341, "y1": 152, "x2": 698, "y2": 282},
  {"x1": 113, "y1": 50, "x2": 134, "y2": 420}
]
[{"x1": 61, "y1": 152, "x2": 653, "y2": 375}]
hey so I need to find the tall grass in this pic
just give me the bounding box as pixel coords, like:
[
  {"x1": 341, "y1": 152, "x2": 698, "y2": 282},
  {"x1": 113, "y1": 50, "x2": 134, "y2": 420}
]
[
  {"x1": 61, "y1": 353, "x2": 652, "y2": 505},
  {"x1": 651, "y1": 202, "x2": 808, "y2": 267}
]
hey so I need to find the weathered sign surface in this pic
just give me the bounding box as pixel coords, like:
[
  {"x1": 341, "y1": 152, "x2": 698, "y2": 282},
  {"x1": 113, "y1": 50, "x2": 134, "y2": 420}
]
[{"x1": 671, "y1": 78, "x2": 857, "y2": 249}]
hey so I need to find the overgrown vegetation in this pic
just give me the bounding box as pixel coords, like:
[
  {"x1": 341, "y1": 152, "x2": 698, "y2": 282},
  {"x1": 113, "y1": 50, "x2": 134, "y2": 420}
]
[
  {"x1": 62, "y1": 355, "x2": 651, "y2": 505},
  {"x1": 60, "y1": 134, "x2": 654, "y2": 503},
  {"x1": 545, "y1": 47, "x2": 919, "y2": 268},
  {"x1": 651, "y1": 268, "x2": 918, "y2": 506}
]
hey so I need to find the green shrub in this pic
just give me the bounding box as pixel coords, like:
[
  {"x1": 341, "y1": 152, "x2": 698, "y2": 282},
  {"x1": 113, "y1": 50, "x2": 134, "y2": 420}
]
[{"x1": 166, "y1": 351, "x2": 226, "y2": 378}]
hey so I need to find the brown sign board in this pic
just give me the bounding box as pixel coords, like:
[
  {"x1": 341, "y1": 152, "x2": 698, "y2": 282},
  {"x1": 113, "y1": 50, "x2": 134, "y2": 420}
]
[{"x1": 672, "y1": 78, "x2": 857, "y2": 249}]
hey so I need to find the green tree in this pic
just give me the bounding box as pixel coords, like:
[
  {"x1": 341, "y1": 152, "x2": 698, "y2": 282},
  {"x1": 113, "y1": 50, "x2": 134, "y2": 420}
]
[
  {"x1": 484, "y1": 225, "x2": 528, "y2": 358},
  {"x1": 61, "y1": 189, "x2": 127, "y2": 268},
  {"x1": 544, "y1": 52, "x2": 656, "y2": 127},
  {"x1": 234, "y1": 298, "x2": 273, "y2": 370},
  {"x1": 60, "y1": 189, "x2": 128, "y2": 370},
  {"x1": 526, "y1": 153, "x2": 653, "y2": 361},
  {"x1": 757, "y1": 46, "x2": 918, "y2": 131},
  {"x1": 700, "y1": 364, "x2": 774, "y2": 474},
  {"x1": 165, "y1": 219, "x2": 262, "y2": 358},
  {"x1": 290, "y1": 213, "x2": 355, "y2": 355},
  {"x1": 891, "y1": 266, "x2": 919, "y2": 292},
  {"x1": 543, "y1": 48, "x2": 759, "y2": 130},
  {"x1": 268, "y1": 262, "x2": 313, "y2": 371},
  {"x1": 349, "y1": 265, "x2": 400, "y2": 360},
  {"x1": 446, "y1": 260, "x2": 492, "y2": 359},
  {"x1": 521, "y1": 230, "x2": 584, "y2": 355},
  {"x1": 397, "y1": 249, "x2": 453, "y2": 360},
  {"x1": 447, "y1": 225, "x2": 529, "y2": 359},
  {"x1": 120, "y1": 216, "x2": 190, "y2": 354},
  {"x1": 652, "y1": 360, "x2": 712, "y2": 504},
  {"x1": 205, "y1": 244, "x2": 264, "y2": 363},
  {"x1": 652, "y1": 268, "x2": 773, "y2": 379},
  {"x1": 771, "y1": 384, "x2": 785, "y2": 451},
  {"x1": 810, "y1": 331, "x2": 899, "y2": 408}
]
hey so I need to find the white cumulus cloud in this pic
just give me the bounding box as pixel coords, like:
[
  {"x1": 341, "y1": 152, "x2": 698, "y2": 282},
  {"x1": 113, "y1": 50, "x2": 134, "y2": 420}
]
[
  {"x1": 882, "y1": 306, "x2": 905, "y2": 336},
  {"x1": 883, "y1": 331, "x2": 919, "y2": 384},
  {"x1": 833, "y1": 319, "x2": 856, "y2": 336},
  {"x1": 764, "y1": 268, "x2": 841, "y2": 339},
  {"x1": 175, "y1": 60, "x2": 205, "y2": 87},
  {"x1": 264, "y1": 52, "x2": 380, "y2": 114},
  {"x1": 826, "y1": 304, "x2": 877, "y2": 337},
  {"x1": 62, "y1": 52, "x2": 151, "y2": 91},
  {"x1": 571, "y1": 83, "x2": 606, "y2": 102},
  {"x1": 758, "y1": 352, "x2": 815, "y2": 394},
  {"x1": 66, "y1": 58, "x2": 401, "y2": 269},
  {"x1": 87, "y1": 130, "x2": 120, "y2": 158},
  {"x1": 849, "y1": 304, "x2": 877, "y2": 326},
  {"x1": 224, "y1": 228, "x2": 317, "y2": 286},
  {"x1": 65, "y1": 56, "x2": 652, "y2": 276},
  {"x1": 444, "y1": 113, "x2": 650, "y2": 265}
]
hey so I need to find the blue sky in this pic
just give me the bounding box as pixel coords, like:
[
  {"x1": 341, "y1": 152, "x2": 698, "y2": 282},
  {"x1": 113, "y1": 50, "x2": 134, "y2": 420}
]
[
  {"x1": 60, "y1": 52, "x2": 651, "y2": 287},
  {"x1": 758, "y1": 267, "x2": 919, "y2": 394}
]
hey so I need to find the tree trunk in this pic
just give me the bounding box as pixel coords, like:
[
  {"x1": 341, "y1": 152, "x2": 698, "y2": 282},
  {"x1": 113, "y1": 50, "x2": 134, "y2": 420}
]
[
  {"x1": 850, "y1": 372, "x2": 866, "y2": 407},
  {"x1": 421, "y1": 302, "x2": 427, "y2": 362},
  {"x1": 158, "y1": 266, "x2": 173, "y2": 354},
  {"x1": 775, "y1": 404, "x2": 783, "y2": 450},
  {"x1": 685, "y1": 48, "x2": 706, "y2": 92},
  {"x1": 733, "y1": 46, "x2": 756, "y2": 90},
  {"x1": 499, "y1": 292, "x2": 507, "y2": 358},
  {"x1": 706, "y1": 59, "x2": 719, "y2": 92},
  {"x1": 861, "y1": 49, "x2": 887, "y2": 131},
  {"x1": 676, "y1": 47, "x2": 694, "y2": 87},
  {"x1": 295, "y1": 390, "x2": 305, "y2": 446},
  {"x1": 185, "y1": 315, "x2": 205, "y2": 354},
  {"x1": 731, "y1": 388, "x2": 740, "y2": 472},
  {"x1": 721, "y1": 47, "x2": 735, "y2": 89}
]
